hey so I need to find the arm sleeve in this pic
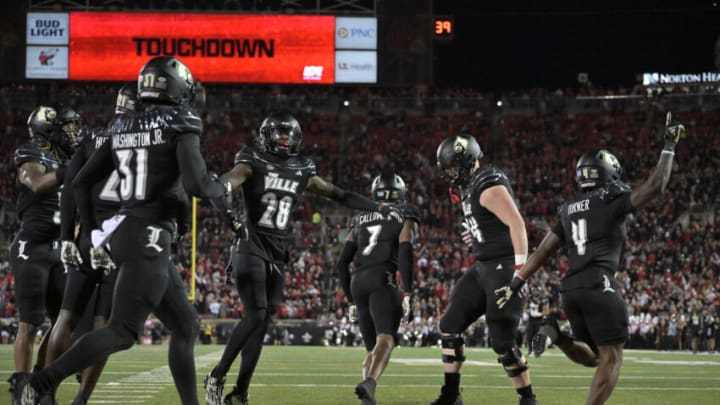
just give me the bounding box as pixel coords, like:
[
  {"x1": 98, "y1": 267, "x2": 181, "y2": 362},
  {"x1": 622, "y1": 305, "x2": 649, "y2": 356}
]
[
  {"x1": 72, "y1": 141, "x2": 114, "y2": 230},
  {"x1": 330, "y1": 186, "x2": 381, "y2": 212},
  {"x1": 551, "y1": 220, "x2": 565, "y2": 240},
  {"x1": 336, "y1": 240, "x2": 357, "y2": 303},
  {"x1": 398, "y1": 241, "x2": 414, "y2": 293},
  {"x1": 60, "y1": 149, "x2": 86, "y2": 240},
  {"x1": 176, "y1": 133, "x2": 224, "y2": 199}
]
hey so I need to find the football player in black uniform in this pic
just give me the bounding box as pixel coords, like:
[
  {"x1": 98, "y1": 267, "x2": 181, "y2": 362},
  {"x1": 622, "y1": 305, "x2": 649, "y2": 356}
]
[
  {"x1": 22, "y1": 56, "x2": 229, "y2": 405},
  {"x1": 335, "y1": 173, "x2": 420, "y2": 405},
  {"x1": 495, "y1": 113, "x2": 685, "y2": 405},
  {"x1": 9, "y1": 104, "x2": 80, "y2": 404},
  {"x1": 203, "y1": 111, "x2": 399, "y2": 405},
  {"x1": 433, "y1": 134, "x2": 538, "y2": 405},
  {"x1": 44, "y1": 83, "x2": 139, "y2": 405}
]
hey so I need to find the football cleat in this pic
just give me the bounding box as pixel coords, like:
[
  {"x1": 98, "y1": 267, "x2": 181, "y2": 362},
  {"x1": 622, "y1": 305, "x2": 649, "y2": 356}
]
[
  {"x1": 532, "y1": 316, "x2": 560, "y2": 357},
  {"x1": 223, "y1": 389, "x2": 248, "y2": 405},
  {"x1": 8, "y1": 372, "x2": 31, "y2": 405},
  {"x1": 354, "y1": 378, "x2": 377, "y2": 405},
  {"x1": 519, "y1": 395, "x2": 540, "y2": 405},
  {"x1": 204, "y1": 369, "x2": 226, "y2": 405},
  {"x1": 19, "y1": 380, "x2": 55, "y2": 405},
  {"x1": 428, "y1": 386, "x2": 464, "y2": 405}
]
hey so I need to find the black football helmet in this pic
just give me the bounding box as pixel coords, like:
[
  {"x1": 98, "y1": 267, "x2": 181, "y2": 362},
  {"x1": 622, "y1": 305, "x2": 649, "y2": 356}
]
[
  {"x1": 115, "y1": 83, "x2": 141, "y2": 115},
  {"x1": 138, "y1": 56, "x2": 194, "y2": 106},
  {"x1": 259, "y1": 111, "x2": 302, "y2": 156},
  {"x1": 436, "y1": 134, "x2": 483, "y2": 186},
  {"x1": 371, "y1": 173, "x2": 406, "y2": 202},
  {"x1": 27, "y1": 104, "x2": 81, "y2": 155},
  {"x1": 575, "y1": 149, "x2": 622, "y2": 189}
]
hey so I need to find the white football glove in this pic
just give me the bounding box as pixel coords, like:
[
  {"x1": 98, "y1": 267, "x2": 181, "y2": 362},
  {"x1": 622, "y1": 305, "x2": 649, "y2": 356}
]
[
  {"x1": 60, "y1": 240, "x2": 83, "y2": 267},
  {"x1": 348, "y1": 304, "x2": 358, "y2": 324},
  {"x1": 402, "y1": 294, "x2": 415, "y2": 324},
  {"x1": 90, "y1": 246, "x2": 115, "y2": 276}
]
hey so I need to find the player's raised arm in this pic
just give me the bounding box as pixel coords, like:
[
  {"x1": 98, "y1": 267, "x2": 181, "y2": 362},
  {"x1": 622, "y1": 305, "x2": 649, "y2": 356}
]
[
  {"x1": 306, "y1": 175, "x2": 394, "y2": 215},
  {"x1": 630, "y1": 112, "x2": 684, "y2": 209},
  {"x1": 175, "y1": 133, "x2": 227, "y2": 199}
]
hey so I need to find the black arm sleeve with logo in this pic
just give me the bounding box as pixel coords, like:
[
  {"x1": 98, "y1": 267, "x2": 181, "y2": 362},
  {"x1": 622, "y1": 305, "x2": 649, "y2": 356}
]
[
  {"x1": 60, "y1": 148, "x2": 87, "y2": 241},
  {"x1": 72, "y1": 140, "x2": 114, "y2": 230},
  {"x1": 175, "y1": 134, "x2": 224, "y2": 199}
]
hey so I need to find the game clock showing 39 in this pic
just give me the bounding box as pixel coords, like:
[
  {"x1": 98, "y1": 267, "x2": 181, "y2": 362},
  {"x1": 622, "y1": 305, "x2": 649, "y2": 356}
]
[{"x1": 433, "y1": 17, "x2": 454, "y2": 40}]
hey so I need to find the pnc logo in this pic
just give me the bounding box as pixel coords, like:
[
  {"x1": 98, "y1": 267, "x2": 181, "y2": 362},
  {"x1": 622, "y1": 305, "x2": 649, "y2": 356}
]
[{"x1": 337, "y1": 27, "x2": 349, "y2": 38}]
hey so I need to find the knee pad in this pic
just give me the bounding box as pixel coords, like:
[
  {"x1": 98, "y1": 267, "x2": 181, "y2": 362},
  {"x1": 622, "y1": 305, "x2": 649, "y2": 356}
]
[
  {"x1": 107, "y1": 323, "x2": 137, "y2": 351},
  {"x1": 497, "y1": 346, "x2": 528, "y2": 377},
  {"x1": 441, "y1": 334, "x2": 466, "y2": 363}
]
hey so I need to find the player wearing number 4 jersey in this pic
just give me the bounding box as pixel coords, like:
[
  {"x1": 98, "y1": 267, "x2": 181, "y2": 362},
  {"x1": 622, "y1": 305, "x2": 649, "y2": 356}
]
[
  {"x1": 335, "y1": 173, "x2": 420, "y2": 405},
  {"x1": 433, "y1": 134, "x2": 538, "y2": 405},
  {"x1": 22, "y1": 56, "x2": 227, "y2": 405},
  {"x1": 204, "y1": 111, "x2": 399, "y2": 405},
  {"x1": 8, "y1": 104, "x2": 80, "y2": 405},
  {"x1": 495, "y1": 112, "x2": 685, "y2": 405}
]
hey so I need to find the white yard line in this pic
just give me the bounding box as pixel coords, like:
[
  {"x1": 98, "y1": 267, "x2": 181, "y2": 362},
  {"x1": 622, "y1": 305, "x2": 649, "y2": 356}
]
[{"x1": 83, "y1": 350, "x2": 223, "y2": 404}]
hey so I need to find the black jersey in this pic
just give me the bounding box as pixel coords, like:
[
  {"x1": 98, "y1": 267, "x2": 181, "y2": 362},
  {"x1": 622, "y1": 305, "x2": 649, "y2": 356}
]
[
  {"x1": 234, "y1": 146, "x2": 316, "y2": 239},
  {"x1": 14, "y1": 144, "x2": 66, "y2": 241},
  {"x1": 79, "y1": 125, "x2": 121, "y2": 219},
  {"x1": 460, "y1": 164, "x2": 516, "y2": 261},
  {"x1": 351, "y1": 203, "x2": 420, "y2": 273},
  {"x1": 108, "y1": 105, "x2": 201, "y2": 221},
  {"x1": 552, "y1": 180, "x2": 634, "y2": 283}
]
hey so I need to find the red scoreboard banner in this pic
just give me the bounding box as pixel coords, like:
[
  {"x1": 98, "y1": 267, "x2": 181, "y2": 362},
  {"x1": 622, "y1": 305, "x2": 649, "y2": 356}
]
[{"x1": 68, "y1": 12, "x2": 335, "y2": 83}]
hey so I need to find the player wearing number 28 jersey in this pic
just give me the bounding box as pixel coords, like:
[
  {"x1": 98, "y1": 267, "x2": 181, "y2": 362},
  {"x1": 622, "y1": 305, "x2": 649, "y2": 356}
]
[{"x1": 204, "y1": 111, "x2": 398, "y2": 405}]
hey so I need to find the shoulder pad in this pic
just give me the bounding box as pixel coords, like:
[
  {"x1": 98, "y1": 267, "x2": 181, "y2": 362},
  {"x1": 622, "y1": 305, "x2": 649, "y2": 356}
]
[
  {"x1": 399, "y1": 203, "x2": 421, "y2": 222},
  {"x1": 169, "y1": 106, "x2": 202, "y2": 135},
  {"x1": 14, "y1": 144, "x2": 50, "y2": 167},
  {"x1": 598, "y1": 180, "x2": 631, "y2": 202},
  {"x1": 288, "y1": 156, "x2": 317, "y2": 177},
  {"x1": 233, "y1": 146, "x2": 257, "y2": 166},
  {"x1": 78, "y1": 126, "x2": 106, "y2": 147},
  {"x1": 472, "y1": 165, "x2": 510, "y2": 193}
]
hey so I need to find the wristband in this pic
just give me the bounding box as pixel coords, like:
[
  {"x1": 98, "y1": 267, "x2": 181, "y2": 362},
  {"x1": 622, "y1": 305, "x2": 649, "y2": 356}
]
[
  {"x1": 513, "y1": 253, "x2": 527, "y2": 270},
  {"x1": 663, "y1": 141, "x2": 676, "y2": 152}
]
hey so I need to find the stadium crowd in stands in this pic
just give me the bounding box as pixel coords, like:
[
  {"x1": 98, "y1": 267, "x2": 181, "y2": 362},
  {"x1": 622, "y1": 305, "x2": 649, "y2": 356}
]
[{"x1": 0, "y1": 82, "x2": 717, "y2": 351}]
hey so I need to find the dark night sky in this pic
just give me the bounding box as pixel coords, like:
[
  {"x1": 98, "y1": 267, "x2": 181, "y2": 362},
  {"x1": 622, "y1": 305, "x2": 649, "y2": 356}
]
[{"x1": 432, "y1": 0, "x2": 720, "y2": 89}]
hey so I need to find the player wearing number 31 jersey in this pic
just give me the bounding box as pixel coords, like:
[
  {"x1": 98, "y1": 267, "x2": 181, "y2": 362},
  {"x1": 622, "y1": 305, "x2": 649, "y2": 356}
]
[{"x1": 204, "y1": 111, "x2": 399, "y2": 405}]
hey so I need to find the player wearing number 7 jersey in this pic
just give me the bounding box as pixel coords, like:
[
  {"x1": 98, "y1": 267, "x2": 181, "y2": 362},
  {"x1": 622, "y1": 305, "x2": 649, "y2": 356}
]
[
  {"x1": 495, "y1": 112, "x2": 685, "y2": 405},
  {"x1": 204, "y1": 111, "x2": 398, "y2": 405},
  {"x1": 8, "y1": 104, "x2": 79, "y2": 405}
]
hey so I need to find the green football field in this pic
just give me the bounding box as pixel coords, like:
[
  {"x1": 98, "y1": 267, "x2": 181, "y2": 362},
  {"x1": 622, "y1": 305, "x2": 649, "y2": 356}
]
[{"x1": 2, "y1": 344, "x2": 719, "y2": 404}]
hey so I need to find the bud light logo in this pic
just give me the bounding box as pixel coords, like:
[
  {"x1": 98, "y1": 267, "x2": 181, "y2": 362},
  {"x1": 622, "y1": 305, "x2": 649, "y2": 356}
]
[{"x1": 27, "y1": 13, "x2": 69, "y2": 45}]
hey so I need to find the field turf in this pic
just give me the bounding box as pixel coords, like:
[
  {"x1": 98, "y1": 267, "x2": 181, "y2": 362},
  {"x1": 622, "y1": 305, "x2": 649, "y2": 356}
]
[{"x1": 1, "y1": 344, "x2": 719, "y2": 404}]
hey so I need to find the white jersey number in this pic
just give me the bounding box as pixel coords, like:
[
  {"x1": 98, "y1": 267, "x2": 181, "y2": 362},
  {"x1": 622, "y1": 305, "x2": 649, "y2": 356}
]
[
  {"x1": 362, "y1": 224, "x2": 383, "y2": 256},
  {"x1": 571, "y1": 218, "x2": 588, "y2": 255},
  {"x1": 259, "y1": 192, "x2": 293, "y2": 230},
  {"x1": 116, "y1": 148, "x2": 148, "y2": 201}
]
